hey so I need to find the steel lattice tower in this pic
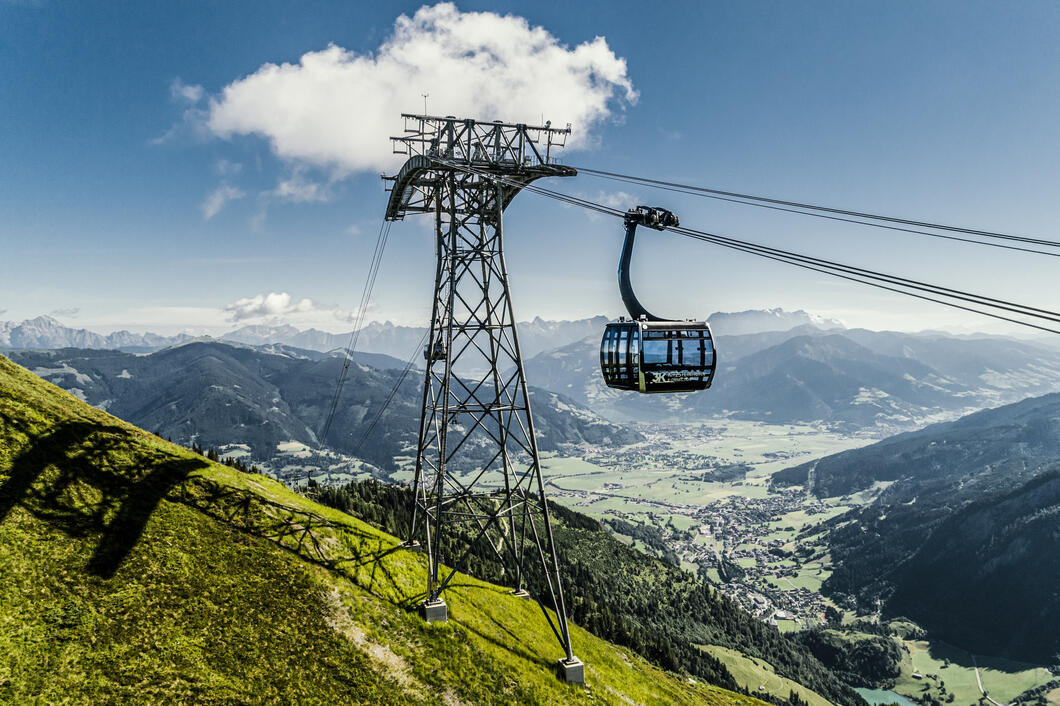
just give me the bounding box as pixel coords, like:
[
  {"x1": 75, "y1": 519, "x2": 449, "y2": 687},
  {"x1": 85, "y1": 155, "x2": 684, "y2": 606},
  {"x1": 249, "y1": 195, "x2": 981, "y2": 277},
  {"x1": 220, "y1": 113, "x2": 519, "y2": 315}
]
[{"x1": 383, "y1": 114, "x2": 582, "y2": 682}]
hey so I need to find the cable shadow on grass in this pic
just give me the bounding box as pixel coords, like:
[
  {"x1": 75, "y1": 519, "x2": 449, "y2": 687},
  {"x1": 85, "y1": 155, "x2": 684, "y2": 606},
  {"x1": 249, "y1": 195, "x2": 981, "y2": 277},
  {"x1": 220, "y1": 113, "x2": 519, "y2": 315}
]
[
  {"x1": 173, "y1": 477, "x2": 564, "y2": 667},
  {"x1": 170, "y1": 475, "x2": 422, "y2": 607},
  {"x1": 0, "y1": 420, "x2": 208, "y2": 579},
  {"x1": 0, "y1": 422, "x2": 563, "y2": 669}
]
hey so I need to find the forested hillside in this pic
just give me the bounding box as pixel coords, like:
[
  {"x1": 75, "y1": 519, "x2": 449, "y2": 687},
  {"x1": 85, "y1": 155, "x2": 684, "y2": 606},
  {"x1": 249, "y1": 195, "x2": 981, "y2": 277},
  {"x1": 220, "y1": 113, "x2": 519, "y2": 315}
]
[{"x1": 773, "y1": 393, "x2": 1060, "y2": 663}]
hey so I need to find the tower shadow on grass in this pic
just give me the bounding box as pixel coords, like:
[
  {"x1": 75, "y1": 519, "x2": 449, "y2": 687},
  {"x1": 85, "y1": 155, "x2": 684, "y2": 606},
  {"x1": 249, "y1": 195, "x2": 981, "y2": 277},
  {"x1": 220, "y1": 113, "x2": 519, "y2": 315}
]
[
  {"x1": 0, "y1": 418, "x2": 424, "y2": 596},
  {"x1": 0, "y1": 419, "x2": 557, "y2": 669},
  {"x1": 170, "y1": 474, "x2": 424, "y2": 606},
  {"x1": 0, "y1": 420, "x2": 207, "y2": 579}
]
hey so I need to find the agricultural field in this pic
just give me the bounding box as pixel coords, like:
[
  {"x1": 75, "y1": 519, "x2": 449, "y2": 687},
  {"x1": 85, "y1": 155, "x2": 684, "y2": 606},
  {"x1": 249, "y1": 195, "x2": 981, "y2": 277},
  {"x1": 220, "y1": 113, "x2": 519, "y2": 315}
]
[
  {"x1": 698, "y1": 644, "x2": 832, "y2": 706},
  {"x1": 531, "y1": 420, "x2": 879, "y2": 628},
  {"x1": 891, "y1": 639, "x2": 1055, "y2": 705}
]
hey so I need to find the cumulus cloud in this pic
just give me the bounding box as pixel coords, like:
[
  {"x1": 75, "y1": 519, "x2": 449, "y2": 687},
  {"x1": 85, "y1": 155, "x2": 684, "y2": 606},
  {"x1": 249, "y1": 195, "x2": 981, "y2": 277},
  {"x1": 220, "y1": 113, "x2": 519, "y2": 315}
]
[
  {"x1": 332, "y1": 302, "x2": 378, "y2": 323},
  {"x1": 201, "y1": 183, "x2": 246, "y2": 219},
  {"x1": 593, "y1": 190, "x2": 641, "y2": 211},
  {"x1": 224, "y1": 292, "x2": 317, "y2": 321},
  {"x1": 206, "y1": 3, "x2": 636, "y2": 174},
  {"x1": 571, "y1": 189, "x2": 641, "y2": 221}
]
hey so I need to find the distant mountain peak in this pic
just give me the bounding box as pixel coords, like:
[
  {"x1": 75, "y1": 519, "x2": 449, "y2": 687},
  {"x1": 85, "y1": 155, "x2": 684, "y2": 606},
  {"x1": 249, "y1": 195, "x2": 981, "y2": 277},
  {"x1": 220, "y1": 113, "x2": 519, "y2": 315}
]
[
  {"x1": 25, "y1": 314, "x2": 64, "y2": 326},
  {"x1": 707, "y1": 308, "x2": 845, "y2": 337}
]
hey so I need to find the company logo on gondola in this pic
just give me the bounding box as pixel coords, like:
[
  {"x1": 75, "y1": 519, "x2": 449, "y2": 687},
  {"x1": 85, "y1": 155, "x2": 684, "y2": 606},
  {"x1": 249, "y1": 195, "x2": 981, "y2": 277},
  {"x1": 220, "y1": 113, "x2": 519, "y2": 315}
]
[{"x1": 648, "y1": 370, "x2": 702, "y2": 383}]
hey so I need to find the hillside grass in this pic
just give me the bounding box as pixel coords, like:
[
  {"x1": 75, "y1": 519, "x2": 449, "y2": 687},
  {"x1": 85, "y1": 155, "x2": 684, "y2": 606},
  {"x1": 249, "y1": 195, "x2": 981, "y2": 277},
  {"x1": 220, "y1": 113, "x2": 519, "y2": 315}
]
[
  {"x1": 698, "y1": 645, "x2": 831, "y2": 706},
  {"x1": 892, "y1": 638, "x2": 1052, "y2": 705},
  {"x1": 0, "y1": 354, "x2": 764, "y2": 705}
]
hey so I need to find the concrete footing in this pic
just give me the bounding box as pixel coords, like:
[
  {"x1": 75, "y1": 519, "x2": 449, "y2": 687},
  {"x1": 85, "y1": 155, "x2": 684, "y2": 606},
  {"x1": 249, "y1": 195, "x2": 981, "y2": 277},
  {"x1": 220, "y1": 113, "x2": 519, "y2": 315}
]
[
  {"x1": 509, "y1": 589, "x2": 530, "y2": 599},
  {"x1": 557, "y1": 657, "x2": 585, "y2": 684},
  {"x1": 419, "y1": 598, "x2": 447, "y2": 623}
]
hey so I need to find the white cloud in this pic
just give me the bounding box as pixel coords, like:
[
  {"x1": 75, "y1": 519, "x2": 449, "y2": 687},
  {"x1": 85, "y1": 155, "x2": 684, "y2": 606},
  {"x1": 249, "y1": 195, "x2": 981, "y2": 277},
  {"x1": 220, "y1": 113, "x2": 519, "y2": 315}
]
[
  {"x1": 154, "y1": 78, "x2": 209, "y2": 144},
  {"x1": 593, "y1": 190, "x2": 640, "y2": 211},
  {"x1": 249, "y1": 209, "x2": 267, "y2": 232},
  {"x1": 248, "y1": 169, "x2": 331, "y2": 229},
  {"x1": 224, "y1": 292, "x2": 317, "y2": 321},
  {"x1": 345, "y1": 224, "x2": 362, "y2": 237},
  {"x1": 570, "y1": 189, "x2": 641, "y2": 221},
  {"x1": 170, "y1": 78, "x2": 204, "y2": 103},
  {"x1": 332, "y1": 302, "x2": 378, "y2": 323},
  {"x1": 270, "y1": 170, "x2": 330, "y2": 203},
  {"x1": 201, "y1": 183, "x2": 246, "y2": 219},
  {"x1": 50, "y1": 307, "x2": 80, "y2": 318},
  {"x1": 215, "y1": 159, "x2": 243, "y2": 176},
  {"x1": 206, "y1": 3, "x2": 636, "y2": 174}
]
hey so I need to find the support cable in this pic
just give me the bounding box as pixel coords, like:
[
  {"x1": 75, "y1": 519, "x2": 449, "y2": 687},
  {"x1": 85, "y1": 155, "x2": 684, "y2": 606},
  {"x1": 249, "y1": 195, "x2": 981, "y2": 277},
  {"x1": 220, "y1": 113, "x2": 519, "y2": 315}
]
[
  {"x1": 573, "y1": 166, "x2": 1060, "y2": 250},
  {"x1": 575, "y1": 169, "x2": 1060, "y2": 258},
  {"x1": 668, "y1": 225, "x2": 1060, "y2": 335},
  {"x1": 319, "y1": 219, "x2": 393, "y2": 446},
  {"x1": 437, "y1": 159, "x2": 1060, "y2": 335},
  {"x1": 349, "y1": 329, "x2": 430, "y2": 459}
]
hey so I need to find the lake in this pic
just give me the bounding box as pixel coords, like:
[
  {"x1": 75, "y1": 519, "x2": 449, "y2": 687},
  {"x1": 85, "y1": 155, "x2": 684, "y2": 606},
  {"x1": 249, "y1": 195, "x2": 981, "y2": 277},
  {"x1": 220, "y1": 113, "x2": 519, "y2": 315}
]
[{"x1": 854, "y1": 687, "x2": 918, "y2": 706}]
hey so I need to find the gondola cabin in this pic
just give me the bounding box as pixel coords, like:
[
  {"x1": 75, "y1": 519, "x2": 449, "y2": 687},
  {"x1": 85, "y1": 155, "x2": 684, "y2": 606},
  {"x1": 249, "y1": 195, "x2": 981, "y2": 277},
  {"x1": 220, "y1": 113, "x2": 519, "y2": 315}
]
[
  {"x1": 599, "y1": 205, "x2": 717, "y2": 394},
  {"x1": 600, "y1": 318, "x2": 715, "y2": 393}
]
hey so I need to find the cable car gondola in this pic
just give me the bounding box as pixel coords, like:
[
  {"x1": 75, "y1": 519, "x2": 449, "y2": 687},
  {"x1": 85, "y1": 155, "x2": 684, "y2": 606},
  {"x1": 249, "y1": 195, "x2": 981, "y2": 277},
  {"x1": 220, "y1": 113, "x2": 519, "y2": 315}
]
[{"x1": 600, "y1": 206, "x2": 717, "y2": 394}]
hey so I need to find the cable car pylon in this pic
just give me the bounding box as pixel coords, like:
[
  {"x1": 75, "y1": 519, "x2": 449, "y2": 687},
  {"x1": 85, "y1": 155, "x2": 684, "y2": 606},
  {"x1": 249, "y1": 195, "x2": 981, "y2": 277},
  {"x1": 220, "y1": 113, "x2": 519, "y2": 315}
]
[{"x1": 383, "y1": 114, "x2": 583, "y2": 683}]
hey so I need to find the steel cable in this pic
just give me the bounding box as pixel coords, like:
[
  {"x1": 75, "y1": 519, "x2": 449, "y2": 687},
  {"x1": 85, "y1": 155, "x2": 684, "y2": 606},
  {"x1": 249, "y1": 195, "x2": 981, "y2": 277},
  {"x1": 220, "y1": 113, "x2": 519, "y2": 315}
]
[
  {"x1": 436, "y1": 159, "x2": 1060, "y2": 334},
  {"x1": 319, "y1": 219, "x2": 393, "y2": 446},
  {"x1": 573, "y1": 166, "x2": 1060, "y2": 250}
]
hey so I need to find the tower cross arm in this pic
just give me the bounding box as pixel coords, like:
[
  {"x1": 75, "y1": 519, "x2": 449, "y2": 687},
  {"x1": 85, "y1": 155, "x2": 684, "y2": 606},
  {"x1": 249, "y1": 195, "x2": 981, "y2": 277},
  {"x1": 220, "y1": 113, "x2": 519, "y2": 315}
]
[
  {"x1": 383, "y1": 115, "x2": 576, "y2": 221},
  {"x1": 389, "y1": 114, "x2": 572, "y2": 170}
]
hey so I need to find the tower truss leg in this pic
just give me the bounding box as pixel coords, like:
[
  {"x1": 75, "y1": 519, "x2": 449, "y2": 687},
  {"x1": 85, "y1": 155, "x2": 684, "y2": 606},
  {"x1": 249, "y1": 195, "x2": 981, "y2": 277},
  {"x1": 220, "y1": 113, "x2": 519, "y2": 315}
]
[{"x1": 406, "y1": 176, "x2": 578, "y2": 672}]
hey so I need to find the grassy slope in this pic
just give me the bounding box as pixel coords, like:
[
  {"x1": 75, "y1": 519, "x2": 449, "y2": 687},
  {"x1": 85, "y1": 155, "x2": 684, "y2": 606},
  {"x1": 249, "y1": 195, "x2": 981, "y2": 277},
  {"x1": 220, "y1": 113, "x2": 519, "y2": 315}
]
[
  {"x1": 0, "y1": 355, "x2": 764, "y2": 705},
  {"x1": 891, "y1": 638, "x2": 1052, "y2": 705},
  {"x1": 698, "y1": 645, "x2": 831, "y2": 706}
]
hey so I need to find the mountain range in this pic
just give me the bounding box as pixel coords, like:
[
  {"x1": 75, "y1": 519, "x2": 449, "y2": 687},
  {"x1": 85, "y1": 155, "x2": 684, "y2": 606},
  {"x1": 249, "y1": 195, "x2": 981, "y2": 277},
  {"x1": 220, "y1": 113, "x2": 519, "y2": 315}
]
[
  {"x1": 0, "y1": 316, "x2": 193, "y2": 352},
  {"x1": 524, "y1": 326, "x2": 1060, "y2": 432},
  {"x1": 2, "y1": 341, "x2": 641, "y2": 479},
  {"x1": 773, "y1": 392, "x2": 1060, "y2": 663},
  {"x1": 0, "y1": 314, "x2": 612, "y2": 360},
  {"x1": 12, "y1": 311, "x2": 1060, "y2": 440},
  {"x1": 0, "y1": 308, "x2": 841, "y2": 360}
]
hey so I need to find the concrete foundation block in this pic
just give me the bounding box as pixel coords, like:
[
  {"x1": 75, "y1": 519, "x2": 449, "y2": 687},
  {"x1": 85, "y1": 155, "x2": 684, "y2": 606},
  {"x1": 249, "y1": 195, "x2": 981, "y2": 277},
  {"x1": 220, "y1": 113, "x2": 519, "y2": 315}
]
[
  {"x1": 558, "y1": 657, "x2": 585, "y2": 684},
  {"x1": 419, "y1": 598, "x2": 447, "y2": 623}
]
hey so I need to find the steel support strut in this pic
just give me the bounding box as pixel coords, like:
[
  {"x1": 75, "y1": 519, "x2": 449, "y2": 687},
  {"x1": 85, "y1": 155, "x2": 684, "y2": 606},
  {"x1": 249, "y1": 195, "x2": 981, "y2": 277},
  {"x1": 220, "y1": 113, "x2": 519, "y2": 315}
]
[{"x1": 387, "y1": 114, "x2": 580, "y2": 681}]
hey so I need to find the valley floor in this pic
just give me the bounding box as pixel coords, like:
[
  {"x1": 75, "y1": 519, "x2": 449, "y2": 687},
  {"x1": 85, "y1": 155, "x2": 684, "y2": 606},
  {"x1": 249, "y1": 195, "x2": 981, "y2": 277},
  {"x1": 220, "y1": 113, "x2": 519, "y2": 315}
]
[{"x1": 470, "y1": 419, "x2": 1060, "y2": 706}]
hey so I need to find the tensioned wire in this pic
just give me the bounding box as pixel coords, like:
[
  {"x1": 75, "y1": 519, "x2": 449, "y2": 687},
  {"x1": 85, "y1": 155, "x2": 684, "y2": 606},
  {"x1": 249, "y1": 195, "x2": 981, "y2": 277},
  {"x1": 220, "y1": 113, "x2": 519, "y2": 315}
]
[
  {"x1": 319, "y1": 218, "x2": 393, "y2": 447},
  {"x1": 433, "y1": 158, "x2": 1060, "y2": 335},
  {"x1": 572, "y1": 165, "x2": 1060, "y2": 254}
]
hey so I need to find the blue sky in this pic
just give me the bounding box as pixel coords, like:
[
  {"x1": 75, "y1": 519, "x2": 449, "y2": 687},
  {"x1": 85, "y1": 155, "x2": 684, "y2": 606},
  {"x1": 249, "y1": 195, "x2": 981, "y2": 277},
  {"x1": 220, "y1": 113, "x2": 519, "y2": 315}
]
[{"x1": 1, "y1": 0, "x2": 1058, "y2": 336}]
